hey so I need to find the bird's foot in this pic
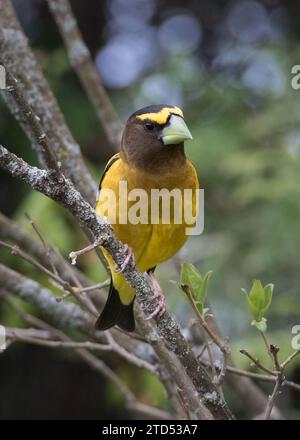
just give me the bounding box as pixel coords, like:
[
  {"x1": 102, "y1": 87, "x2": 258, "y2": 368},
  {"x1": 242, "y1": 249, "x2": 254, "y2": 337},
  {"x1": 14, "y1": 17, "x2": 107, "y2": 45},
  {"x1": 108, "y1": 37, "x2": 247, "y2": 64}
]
[
  {"x1": 146, "y1": 274, "x2": 166, "y2": 320},
  {"x1": 114, "y1": 244, "x2": 135, "y2": 273}
]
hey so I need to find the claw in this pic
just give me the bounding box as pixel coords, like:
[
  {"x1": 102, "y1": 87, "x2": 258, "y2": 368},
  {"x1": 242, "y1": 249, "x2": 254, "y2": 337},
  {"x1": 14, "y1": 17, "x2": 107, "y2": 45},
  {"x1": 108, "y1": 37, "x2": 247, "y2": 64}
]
[
  {"x1": 114, "y1": 244, "x2": 135, "y2": 273},
  {"x1": 145, "y1": 273, "x2": 166, "y2": 320}
]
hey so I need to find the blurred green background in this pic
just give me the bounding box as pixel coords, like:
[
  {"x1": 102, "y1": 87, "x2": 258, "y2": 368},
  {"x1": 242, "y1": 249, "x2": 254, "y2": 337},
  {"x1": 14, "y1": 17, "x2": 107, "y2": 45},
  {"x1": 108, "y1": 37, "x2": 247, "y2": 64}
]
[{"x1": 0, "y1": 0, "x2": 300, "y2": 419}]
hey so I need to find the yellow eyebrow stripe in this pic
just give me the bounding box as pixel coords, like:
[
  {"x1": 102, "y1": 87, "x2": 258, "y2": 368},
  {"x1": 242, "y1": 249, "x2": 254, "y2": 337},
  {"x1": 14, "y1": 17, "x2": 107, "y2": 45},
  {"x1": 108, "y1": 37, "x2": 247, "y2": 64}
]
[{"x1": 136, "y1": 107, "x2": 184, "y2": 125}]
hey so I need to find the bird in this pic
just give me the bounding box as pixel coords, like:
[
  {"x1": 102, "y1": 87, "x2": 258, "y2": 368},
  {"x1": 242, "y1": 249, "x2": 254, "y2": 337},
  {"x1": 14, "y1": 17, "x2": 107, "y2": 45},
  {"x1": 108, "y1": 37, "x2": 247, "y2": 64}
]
[{"x1": 95, "y1": 104, "x2": 199, "y2": 332}]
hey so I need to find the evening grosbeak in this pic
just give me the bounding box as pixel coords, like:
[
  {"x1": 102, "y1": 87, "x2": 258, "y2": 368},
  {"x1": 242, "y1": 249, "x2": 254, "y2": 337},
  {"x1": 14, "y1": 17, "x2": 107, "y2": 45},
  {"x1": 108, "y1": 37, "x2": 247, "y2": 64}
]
[{"x1": 95, "y1": 105, "x2": 199, "y2": 331}]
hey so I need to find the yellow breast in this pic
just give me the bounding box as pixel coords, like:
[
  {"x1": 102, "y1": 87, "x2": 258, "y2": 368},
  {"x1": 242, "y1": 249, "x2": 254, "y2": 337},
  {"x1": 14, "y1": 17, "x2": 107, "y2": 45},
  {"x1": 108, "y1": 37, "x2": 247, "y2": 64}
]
[{"x1": 95, "y1": 156, "x2": 199, "y2": 304}]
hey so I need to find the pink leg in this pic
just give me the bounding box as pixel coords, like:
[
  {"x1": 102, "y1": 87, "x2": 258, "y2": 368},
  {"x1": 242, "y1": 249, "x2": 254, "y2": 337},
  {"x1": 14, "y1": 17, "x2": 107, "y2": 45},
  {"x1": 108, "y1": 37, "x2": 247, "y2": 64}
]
[
  {"x1": 146, "y1": 273, "x2": 166, "y2": 320},
  {"x1": 114, "y1": 244, "x2": 135, "y2": 273}
]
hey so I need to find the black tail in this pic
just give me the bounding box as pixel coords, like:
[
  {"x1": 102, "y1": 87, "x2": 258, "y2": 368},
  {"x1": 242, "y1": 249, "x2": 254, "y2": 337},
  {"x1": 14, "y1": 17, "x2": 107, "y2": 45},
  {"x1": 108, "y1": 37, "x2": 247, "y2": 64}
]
[{"x1": 95, "y1": 280, "x2": 135, "y2": 332}]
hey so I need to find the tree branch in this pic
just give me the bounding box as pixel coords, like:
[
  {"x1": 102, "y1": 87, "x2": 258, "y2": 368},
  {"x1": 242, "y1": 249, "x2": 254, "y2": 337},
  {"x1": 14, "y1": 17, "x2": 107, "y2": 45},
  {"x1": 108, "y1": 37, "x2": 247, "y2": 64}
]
[
  {"x1": 0, "y1": 210, "x2": 156, "y2": 365},
  {"x1": 0, "y1": 211, "x2": 89, "y2": 289},
  {"x1": 202, "y1": 360, "x2": 300, "y2": 393},
  {"x1": 6, "y1": 309, "x2": 170, "y2": 420},
  {"x1": 0, "y1": 145, "x2": 234, "y2": 419},
  {"x1": 182, "y1": 284, "x2": 229, "y2": 391},
  {"x1": 0, "y1": 1, "x2": 217, "y2": 418},
  {"x1": 0, "y1": 240, "x2": 98, "y2": 317},
  {"x1": 0, "y1": 2, "x2": 236, "y2": 418},
  {"x1": 0, "y1": 0, "x2": 97, "y2": 204},
  {"x1": 6, "y1": 326, "x2": 156, "y2": 374},
  {"x1": 9, "y1": 301, "x2": 173, "y2": 420},
  {"x1": 240, "y1": 349, "x2": 275, "y2": 376},
  {"x1": 0, "y1": 264, "x2": 94, "y2": 335},
  {"x1": 203, "y1": 309, "x2": 283, "y2": 418},
  {"x1": 46, "y1": 0, "x2": 123, "y2": 148}
]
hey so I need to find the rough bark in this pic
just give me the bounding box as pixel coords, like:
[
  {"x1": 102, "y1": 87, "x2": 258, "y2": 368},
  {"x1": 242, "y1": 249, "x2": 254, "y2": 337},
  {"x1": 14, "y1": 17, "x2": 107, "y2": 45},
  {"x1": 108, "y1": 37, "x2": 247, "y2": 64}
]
[{"x1": 0, "y1": 0, "x2": 97, "y2": 204}]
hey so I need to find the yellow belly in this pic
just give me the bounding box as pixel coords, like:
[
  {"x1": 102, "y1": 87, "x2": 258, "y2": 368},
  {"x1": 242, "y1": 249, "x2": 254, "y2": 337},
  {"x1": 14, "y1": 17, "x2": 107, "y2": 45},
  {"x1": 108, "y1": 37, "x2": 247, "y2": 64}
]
[{"x1": 96, "y1": 158, "x2": 199, "y2": 304}]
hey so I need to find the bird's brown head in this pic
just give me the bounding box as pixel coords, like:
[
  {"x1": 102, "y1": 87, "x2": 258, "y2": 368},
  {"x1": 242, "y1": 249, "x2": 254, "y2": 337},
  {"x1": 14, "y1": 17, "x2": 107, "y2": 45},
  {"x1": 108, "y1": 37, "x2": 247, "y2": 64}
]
[{"x1": 121, "y1": 105, "x2": 193, "y2": 172}]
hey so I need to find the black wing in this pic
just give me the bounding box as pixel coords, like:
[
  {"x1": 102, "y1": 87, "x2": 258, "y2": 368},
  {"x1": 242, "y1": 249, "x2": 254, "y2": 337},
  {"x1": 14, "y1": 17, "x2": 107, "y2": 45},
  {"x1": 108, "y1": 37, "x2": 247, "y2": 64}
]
[{"x1": 98, "y1": 152, "x2": 121, "y2": 193}]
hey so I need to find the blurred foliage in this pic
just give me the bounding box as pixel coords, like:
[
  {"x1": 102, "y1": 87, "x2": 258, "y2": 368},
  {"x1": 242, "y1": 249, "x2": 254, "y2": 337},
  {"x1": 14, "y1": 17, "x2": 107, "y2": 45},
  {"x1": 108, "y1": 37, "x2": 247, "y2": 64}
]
[{"x1": 1, "y1": 0, "x2": 300, "y2": 419}]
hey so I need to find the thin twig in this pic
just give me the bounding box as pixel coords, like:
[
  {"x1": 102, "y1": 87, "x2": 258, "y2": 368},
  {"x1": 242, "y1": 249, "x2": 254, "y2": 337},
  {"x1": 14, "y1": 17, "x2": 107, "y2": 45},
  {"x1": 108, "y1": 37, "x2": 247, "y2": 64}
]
[
  {"x1": 0, "y1": 1, "x2": 97, "y2": 203},
  {"x1": 46, "y1": 0, "x2": 123, "y2": 148},
  {"x1": 202, "y1": 331, "x2": 224, "y2": 399},
  {"x1": 197, "y1": 343, "x2": 208, "y2": 361},
  {"x1": 25, "y1": 212, "x2": 59, "y2": 276},
  {"x1": 5, "y1": 295, "x2": 155, "y2": 376},
  {"x1": 240, "y1": 349, "x2": 275, "y2": 376},
  {"x1": 3, "y1": 71, "x2": 61, "y2": 173},
  {"x1": 105, "y1": 332, "x2": 157, "y2": 374},
  {"x1": 177, "y1": 388, "x2": 191, "y2": 420},
  {"x1": 7, "y1": 327, "x2": 156, "y2": 375},
  {"x1": 240, "y1": 344, "x2": 285, "y2": 420},
  {"x1": 181, "y1": 284, "x2": 229, "y2": 389},
  {"x1": 281, "y1": 350, "x2": 300, "y2": 369},
  {"x1": 69, "y1": 241, "x2": 102, "y2": 265},
  {"x1": 0, "y1": 240, "x2": 98, "y2": 317},
  {"x1": 263, "y1": 345, "x2": 285, "y2": 420},
  {"x1": 0, "y1": 211, "x2": 97, "y2": 293},
  {"x1": 79, "y1": 280, "x2": 110, "y2": 293},
  {"x1": 270, "y1": 344, "x2": 282, "y2": 373},
  {"x1": 5, "y1": 327, "x2": 53, "y2": 340},
  {"x1": 5, "y1": 313, "x2": 171, "y2": 420},
  {"x1": 260, "y1": 331, "x2": 274, "y2": 362},
  {"x1": 206, "y1": 361, "x2": 300, "y2": 392},
  {"x1": 8, "y1": 330, "x2": 110, "y2": 351},
  {"x1": 264, "y1": 379, "x2": 282, "y2": 420}
]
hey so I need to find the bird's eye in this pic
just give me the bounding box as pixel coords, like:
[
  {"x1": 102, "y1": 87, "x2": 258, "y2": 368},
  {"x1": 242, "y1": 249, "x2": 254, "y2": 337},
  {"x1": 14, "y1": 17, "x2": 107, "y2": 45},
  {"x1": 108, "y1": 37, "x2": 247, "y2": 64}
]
[{"x1": 145, "y1": 122, "x2": 155, "y2": 131}]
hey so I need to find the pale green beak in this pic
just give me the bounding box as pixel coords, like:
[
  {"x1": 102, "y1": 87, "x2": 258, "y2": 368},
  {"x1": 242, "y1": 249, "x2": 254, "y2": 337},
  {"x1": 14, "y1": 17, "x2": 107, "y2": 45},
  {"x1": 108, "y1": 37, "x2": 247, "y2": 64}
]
[{"x1": 161, "y1": 114, "x2": 193, "y2": 145}]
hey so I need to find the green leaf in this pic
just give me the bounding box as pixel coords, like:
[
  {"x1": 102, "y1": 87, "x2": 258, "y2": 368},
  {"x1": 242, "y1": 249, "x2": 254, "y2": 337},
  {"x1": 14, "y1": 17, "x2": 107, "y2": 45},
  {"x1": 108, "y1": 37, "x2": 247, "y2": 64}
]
[
  {"x1": 179, "y1": 263, "x2": 212, "y2": 315},
  {"x1": 246, "y1": 279, "x2": 265, "y2": 321},
  {"x1": 263, "y1": 284, "x2": 274, "y2": 313},
  {"x1": 243, "y1": 280, "x2": 274, "y2": 323},
  {"x1": 194, "y1": 301, "x2": 203, "y2": 315},
  {"x1": 200, "y1": 271, "x2": 213, "y2": 303}
]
